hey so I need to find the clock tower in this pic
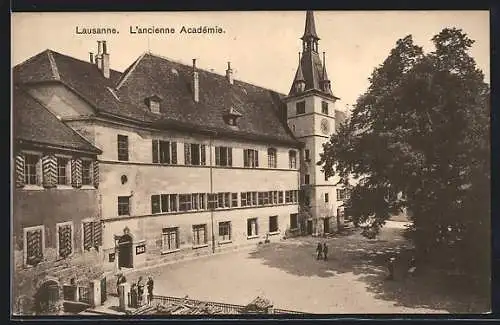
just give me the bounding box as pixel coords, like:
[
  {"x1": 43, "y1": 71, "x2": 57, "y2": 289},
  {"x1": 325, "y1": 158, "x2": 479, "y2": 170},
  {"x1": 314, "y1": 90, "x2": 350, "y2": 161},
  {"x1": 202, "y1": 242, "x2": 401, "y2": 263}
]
[{"x1": 284, "y1": 11, "x2": 343, "y2": 235}]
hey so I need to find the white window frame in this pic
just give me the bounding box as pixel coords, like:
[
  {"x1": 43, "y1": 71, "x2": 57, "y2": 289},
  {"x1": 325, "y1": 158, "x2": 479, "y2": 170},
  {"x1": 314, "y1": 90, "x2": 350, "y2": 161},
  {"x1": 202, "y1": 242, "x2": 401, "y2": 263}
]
[
  {"x1": 247, "y1": 218, "x2": 259, "y2": 239},
  {"x1": 55, "y1": 154, "x2": 72, "y2": 188},
  {"x1": 22, "y1": 151, "x2": 43, "y2": 189},
  {"x1": 289, "y1": 150, "x2": 297, "y2": 169},
  {"x1": 81, "y1": 159, "x2": 94, "y2": 188},
  {"x1": 192, "y1": 224, "x2": 208, "y2": 248},
  {"x1": 161, "y1": 226, "x2": 180, "y2": 254},
  {"x1": 150, "y1": 100, "x2": 160, "y2": 114},
  {"x1": 56, "y1": 221, "x2": 74, "y2": 259},
  {"x1": 23, "y1": 225, "x2": 45, "y2": 267},
  {"x1": 267, "y1": 148, "x2": 277, "y2": 168},
  {"x1": 218, "y1": 221, "x2": 232, "y2": 243}
]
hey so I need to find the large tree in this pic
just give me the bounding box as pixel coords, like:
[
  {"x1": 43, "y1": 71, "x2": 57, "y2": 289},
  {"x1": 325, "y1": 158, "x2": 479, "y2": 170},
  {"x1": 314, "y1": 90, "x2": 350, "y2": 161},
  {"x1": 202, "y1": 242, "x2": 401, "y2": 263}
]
[{"x1": 318, "y1": 29, "x2": 490, "y2": 271}]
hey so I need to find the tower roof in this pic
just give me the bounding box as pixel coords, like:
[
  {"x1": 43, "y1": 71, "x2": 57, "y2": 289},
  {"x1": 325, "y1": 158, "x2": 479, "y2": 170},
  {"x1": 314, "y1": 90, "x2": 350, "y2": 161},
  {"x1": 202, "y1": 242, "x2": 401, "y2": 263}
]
[{"x1": 301, "y1": 11, "x2": 319, "y2": 41}]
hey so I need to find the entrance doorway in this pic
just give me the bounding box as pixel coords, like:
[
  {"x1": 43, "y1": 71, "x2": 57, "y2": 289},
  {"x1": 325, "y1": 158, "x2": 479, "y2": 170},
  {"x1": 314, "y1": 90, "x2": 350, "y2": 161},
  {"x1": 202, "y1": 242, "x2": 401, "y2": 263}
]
[
  {"x1": 34, "y1": 280, "x2": 59, "y2": 314},
  {"x1": 323, "y1": 217, "x2": 330, "y2": 234},
  {"x1": 118, "y1": 234, "x2": 133, "y2": 269},
  {"x1": 306, "y1": 220, "x2": 313, "y2": 235}
]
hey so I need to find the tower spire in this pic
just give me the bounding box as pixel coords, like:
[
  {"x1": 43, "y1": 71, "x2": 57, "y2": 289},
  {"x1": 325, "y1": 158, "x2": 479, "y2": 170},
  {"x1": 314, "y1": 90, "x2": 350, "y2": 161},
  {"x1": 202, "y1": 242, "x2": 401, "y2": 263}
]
[{"x1": 301, "y1": 11, "x2": 320, "y2": 53}]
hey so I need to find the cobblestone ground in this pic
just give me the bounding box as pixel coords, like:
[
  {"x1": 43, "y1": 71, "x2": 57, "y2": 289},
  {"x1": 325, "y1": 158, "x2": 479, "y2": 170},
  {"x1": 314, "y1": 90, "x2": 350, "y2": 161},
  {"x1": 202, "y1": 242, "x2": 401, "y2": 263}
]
[{"x1": 130, "y1": 221, "x2": 489, "y2": 314}]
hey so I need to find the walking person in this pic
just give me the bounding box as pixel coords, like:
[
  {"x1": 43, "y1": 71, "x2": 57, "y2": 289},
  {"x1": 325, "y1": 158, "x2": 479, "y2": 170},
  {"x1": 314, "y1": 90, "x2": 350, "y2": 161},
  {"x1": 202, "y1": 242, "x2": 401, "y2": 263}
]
[
  {"x1": 316, "y1": 242, "x2": 323, "y2": 260},
  {"x1": 323, "y1": 242, "x2": 328, "y2": 261},
  {"x1": 147, "y1": 276, "x2": 154, "y2": 305}
]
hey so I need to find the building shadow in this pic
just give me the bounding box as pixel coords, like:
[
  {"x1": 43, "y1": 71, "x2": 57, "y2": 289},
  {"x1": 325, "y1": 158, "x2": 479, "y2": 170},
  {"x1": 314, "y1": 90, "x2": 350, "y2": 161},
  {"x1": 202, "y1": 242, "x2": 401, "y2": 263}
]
[{"x1": 247, "y1": 230, "x2": 489, "y2": 313}]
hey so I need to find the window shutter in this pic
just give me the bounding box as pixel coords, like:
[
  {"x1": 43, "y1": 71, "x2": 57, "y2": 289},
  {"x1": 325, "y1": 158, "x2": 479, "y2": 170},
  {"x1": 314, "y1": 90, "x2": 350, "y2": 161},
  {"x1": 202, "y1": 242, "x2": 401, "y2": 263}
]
[
  {"x1": 58, "y1": 225, "x2": 72, "y2": 258},
  {"x1": 243, "y1": 149, "x2": 248, "y2": 167},
  {"x1": 93, "y1": 221, "x2": 102, "y2": 247},
  {"x1": 42, "y1": 155, "x2": 57, "y2": 188},
  {"x1": 184, "y1": 144, "x2": 191, "y2": 165},
  {"x1": 71, "y1": 158, "x2": 82, "y2": 188},
  {"x1": 201, "y1": 145, "x2": 206, "y2": 165},
  {"x1": 171, "y1": 142, "x2": 177, "y2": 164},
  {"x1": 83, "y1": 222, "x2": 92, "y2": 251},
  {"x1": 15, "y1": 153, "x2": 25, "y2": 188},
  {"x1": 255, "y1": 150, "x2": 259, "y2": 167},
  {"x1": 152, "y1": 140, "x2": 159, "y2": 163},
  {"x1": 228, "y1": 148, "x2": 232, "y2": 166},
  {"x1": 215, "y1": 147, "x2": 220, "y2": 166},
  {"x1": 93, "y1": 160, "x2": 99, "y2": 188},
  {"x1": 26, "y1": 229, "x2": 43, "y2": 266}
]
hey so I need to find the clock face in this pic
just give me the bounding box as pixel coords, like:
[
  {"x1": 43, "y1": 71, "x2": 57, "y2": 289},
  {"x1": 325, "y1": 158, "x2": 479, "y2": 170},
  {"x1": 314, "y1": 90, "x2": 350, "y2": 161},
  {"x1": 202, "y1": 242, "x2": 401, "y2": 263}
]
[{"x1": 320, "y1": 119, "x2": 330, "y2": 135}]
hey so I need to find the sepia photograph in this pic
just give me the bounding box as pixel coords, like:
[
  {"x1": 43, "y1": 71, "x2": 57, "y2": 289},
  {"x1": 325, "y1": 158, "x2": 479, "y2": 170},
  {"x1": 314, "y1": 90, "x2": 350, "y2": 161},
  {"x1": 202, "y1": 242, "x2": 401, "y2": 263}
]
[{"x1": 11, "y1": 10, "x2": 490, "y2": 316}]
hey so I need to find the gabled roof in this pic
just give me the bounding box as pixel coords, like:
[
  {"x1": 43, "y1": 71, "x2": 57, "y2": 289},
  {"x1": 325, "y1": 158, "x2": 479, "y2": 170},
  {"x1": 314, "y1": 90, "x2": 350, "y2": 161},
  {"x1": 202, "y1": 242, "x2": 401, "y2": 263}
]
[
  {"x1": 13, "y1": 86, "x2": 102, "y2": 154},
  {"x1": 14, "y1": 50, "x2": 300, "y2": 146}
]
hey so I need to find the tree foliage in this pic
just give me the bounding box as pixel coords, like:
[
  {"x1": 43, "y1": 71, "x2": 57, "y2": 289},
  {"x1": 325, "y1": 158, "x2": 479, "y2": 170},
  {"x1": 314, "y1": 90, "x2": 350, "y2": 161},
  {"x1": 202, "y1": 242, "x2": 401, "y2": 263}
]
[{"x1": 318, "y1": 29, "x2": 490, "y2": 270}]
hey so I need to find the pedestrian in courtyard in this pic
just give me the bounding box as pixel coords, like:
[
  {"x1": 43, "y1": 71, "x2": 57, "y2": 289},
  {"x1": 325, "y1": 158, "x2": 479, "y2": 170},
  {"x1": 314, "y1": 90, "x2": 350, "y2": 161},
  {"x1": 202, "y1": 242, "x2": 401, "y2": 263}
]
[
  {"x1": 147, "y1": 276, "x2": 154, "y2": 305},
  {"x1": 316, "y1": 242, "x2": 323, "y2": 260},
  {"x1": 137, "y1": 276, "x2": 144, "y2": 306},
  {"x1": 323, "y1": 242, "x2": 328, "y2": 261},
  {"x1": 116, "y1": 273, "x2": 126, "y2": 296}
]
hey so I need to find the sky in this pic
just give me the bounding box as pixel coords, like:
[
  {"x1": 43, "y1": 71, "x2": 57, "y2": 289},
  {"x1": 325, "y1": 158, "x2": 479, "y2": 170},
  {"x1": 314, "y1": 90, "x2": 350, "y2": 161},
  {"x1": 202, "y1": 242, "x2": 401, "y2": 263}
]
[{"x1": 12, "y1": 11, "x2": 489, "y2": 108}]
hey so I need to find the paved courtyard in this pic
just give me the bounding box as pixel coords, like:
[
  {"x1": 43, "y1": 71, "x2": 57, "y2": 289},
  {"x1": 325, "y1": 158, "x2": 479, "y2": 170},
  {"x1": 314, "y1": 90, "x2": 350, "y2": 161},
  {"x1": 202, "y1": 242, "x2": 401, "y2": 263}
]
[{"x1": 127, "y1": 221, "x2": 489, "y2": 314}]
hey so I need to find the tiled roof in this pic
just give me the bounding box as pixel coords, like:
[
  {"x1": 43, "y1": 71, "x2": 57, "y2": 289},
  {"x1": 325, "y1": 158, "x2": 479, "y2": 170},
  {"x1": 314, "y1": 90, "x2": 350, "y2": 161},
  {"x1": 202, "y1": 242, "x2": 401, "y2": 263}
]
[
  {"x1": 13, "y1": 86, "x2": 102, "y2": 154},
  {"x1": 14, "y1": 50, "x2": 300, "y2": 146}
]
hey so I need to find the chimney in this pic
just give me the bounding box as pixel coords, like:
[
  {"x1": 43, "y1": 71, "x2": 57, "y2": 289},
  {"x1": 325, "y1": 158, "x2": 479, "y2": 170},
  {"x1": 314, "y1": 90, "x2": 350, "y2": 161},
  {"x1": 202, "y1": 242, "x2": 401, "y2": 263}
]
[
  {"x1": 192, "y1": 59, "x2": 199, "y2": 103},
  {"x1": 226, "y1": 62, "x2": 233, "y2": 85},
  {"x1": 101, "y1": 40, "x2": 110, "y2": 79},
  {"x1": 89, "y1": 52, "x2": 94, "y2": 64},
  {"x1": 96, "y1": 41, "x2": 103, "y2": 70}
]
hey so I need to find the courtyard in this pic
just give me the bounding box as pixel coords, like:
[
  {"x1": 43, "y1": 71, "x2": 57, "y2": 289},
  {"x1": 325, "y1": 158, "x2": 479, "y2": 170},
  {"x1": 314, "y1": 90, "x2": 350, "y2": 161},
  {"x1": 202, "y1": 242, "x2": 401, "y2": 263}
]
[{"x1": 120, "y1": 221, "x2": 489, "y2": 314}]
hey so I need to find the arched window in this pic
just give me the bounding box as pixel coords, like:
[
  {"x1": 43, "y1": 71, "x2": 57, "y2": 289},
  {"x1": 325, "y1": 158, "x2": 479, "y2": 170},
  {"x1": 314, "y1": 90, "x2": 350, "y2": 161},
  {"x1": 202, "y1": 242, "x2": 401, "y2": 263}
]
[{"x1": 267, "y1": 148, "x2": 277, "y2": 168}]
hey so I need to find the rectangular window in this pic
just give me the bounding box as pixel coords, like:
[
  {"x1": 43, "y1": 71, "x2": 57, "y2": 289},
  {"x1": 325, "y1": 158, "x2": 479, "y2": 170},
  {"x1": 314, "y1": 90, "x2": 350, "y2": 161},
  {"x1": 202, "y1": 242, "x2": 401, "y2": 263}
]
[
  {"x1": 193, "y1": 224, "x2": 207, "y2": 246},
  {"x1": 169, "y1": 194, "x2": 178, "y2": 212},
  {"x1": 231, "y1": 193, "x2": 238, "y2": 207},
  {"x1": 241, "y1": 192, "x2": 247, "y2": 207},
  {"x1": 325, "y1": 193, "x2": 329, "y2": 203},
  {"x1": 305, "y1": 149, "x2": 310, "y2": 161},
  {"x1": 118, "y1": 196, "x2": 130, "y2": 216},
  {"x1": 150, "y1": 100, "x2": 160, "y2": 114},
  {"x1": 57, "y1": 222, "x2": 73, "y2": 259},
  {"x1": 322, "y1": 101, "x2": 329, "y2": 115},
  {"x1": 269, "y1": 216, "x2": 278, "y2": 233},
  {"x1": 290, "y1": 213, "x2": 298, "y2": 229},
  {"x1": 285, "y1": 191, "x2": 291, "y2": 203},
  {"x1": 247, "y1": 218, "x2": 258, "y2": 237},
  {"x1": 337, "y1": 189, "x2": 347, "y2": 201},
  {"x1": 278, "y1": 191, "x2": 284, "y2": 204},
  {"x1": 117, "y1": 135, "x2": 129, "y2": 161},
  {"x1": 198, "y1": 193, "x2": 206, "y2": 210},
  {"x1": 243, "y1": 149, "x2": 259, "y2": 168},
  {"x1": 152, "y1": 140, "x2": 177, "y2": 164},
  {"x1": 184, "y1": 143, "x2": 206, "y2": 166},
  {"x1": 293, "y1": 190, "x2": 299, "y2": 203},
  {"x1": 25, "y1": 226, "x2": 44, "y2": 266},
  {"x1": 263, "y1": 191, "x2": 269, "y2": 205},
  {"x1": 258, "y1": 192, "x2": 264, "y2": 205},
  {"x1": 162, "y1": 227, "x2": 179, "y2": 251},
  {"x1": 218, "y1": 221, "x2": 231, "y2": 241},
  {"x1": 151, "y1": 195, "x2": 161, "y2": 214},
  {"x1": 83, "y1": 221, "x2": 102, "y2": 251},
  {"x1": 179, "y1": 194, "x2": 193, "y2": 212},
  {"x1": 289, "y1": 151, "x2": 297, "y2": 169},
  {"x1": 24, "y1": 154, "x2": 41, "y2": 185},
  {"x1": 215, "y1": 146, "x2": 233, "y2": 167},
  {"x1": 251, "y1": 192, "x2": 258, "y2": 206},
  {"x1": 305, "y1": 174, "x2": 310, "y2": 185},
  {"x1": 82, "y1": 160, "x2": 93, "y2": 185},
  {"x1": 267, "y1": 148, "x2": 277, "y2": 168},
  {"x1": 296, "y1": 101, "x2": 306, "y2": 115},
  {"x1": 208, "y1": 193, "x2": 218, "y2": 209},
  {"x1": 57, "y1": 157, "x2": 70, "y2": 185},
  {"x1": 216, "y1": 192, "x2": 230, "y2": 208}
]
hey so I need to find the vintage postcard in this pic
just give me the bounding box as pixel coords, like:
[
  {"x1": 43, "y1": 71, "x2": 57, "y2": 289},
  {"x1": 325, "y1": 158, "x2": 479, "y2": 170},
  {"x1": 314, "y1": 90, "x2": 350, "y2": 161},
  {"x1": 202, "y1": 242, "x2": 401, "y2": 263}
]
[{"x1": 11, "y1": 11, "x2": 490, "y2": 317}]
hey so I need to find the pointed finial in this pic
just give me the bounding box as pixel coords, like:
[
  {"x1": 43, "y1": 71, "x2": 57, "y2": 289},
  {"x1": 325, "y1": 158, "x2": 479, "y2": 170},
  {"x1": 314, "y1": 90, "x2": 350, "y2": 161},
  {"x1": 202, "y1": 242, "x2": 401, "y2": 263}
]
[{"x1": 301, "y1": 10, "x2": 320, "y2": 41}]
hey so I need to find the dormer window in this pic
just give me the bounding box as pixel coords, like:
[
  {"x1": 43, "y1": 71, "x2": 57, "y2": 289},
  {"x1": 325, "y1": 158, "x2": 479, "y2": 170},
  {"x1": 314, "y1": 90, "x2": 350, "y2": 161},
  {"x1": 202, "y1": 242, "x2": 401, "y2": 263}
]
[
  {"x1": 224, "y1": 106, "x2": 243, "y2": 126},
  {"x1": 144, "y1": 94, "x2": 163, "y2": 114}
]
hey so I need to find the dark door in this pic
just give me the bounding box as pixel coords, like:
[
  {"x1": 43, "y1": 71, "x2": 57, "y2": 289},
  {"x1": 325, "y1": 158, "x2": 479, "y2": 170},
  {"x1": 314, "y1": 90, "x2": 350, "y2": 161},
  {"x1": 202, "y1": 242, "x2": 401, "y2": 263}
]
[
  {"x1": 324, "y1": 218, "x2": 330, "y2": 234},
  {"x1": 118, "y1": 234, "x2": 133, "y2": 268},
  {"x1": 35, "y1": 280, "x2": 59, "y2": 314},
  {"x1": 306, "y1": 220, "x2": 313, "y2": 235},
  {"x1": 100, "y1": 277, "x2": 107, "y2": 304}
]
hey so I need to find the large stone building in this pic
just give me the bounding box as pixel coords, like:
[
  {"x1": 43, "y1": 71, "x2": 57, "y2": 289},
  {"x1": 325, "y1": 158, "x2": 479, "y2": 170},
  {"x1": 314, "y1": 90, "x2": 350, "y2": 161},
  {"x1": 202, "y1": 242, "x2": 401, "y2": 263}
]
[{"x1": 12, "y1": 11, "x2": 347, "y2": 280}]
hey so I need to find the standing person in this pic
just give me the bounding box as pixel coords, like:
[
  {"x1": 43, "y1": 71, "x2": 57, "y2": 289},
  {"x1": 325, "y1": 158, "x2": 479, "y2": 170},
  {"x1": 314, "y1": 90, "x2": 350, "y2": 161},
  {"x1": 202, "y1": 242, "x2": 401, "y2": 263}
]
[
  {"x1": 323, "y1": 242, "x2": 328, "y2": 261},
  {"x1": 316, "y1": 242, "x2": 323, "y2": 260},
  {"x1": 147, "y1": 276, "x2": 154, "y2": 305},
  {"x1": 137, "y1": 276, "x2": 144, "y2": 307}
]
